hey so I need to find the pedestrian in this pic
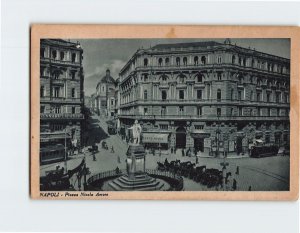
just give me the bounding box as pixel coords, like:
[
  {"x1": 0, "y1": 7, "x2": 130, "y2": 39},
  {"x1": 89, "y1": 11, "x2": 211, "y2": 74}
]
[
  {"x1": 232, "y1": 178, "x2": 237, "y2": 191},
  {"x1": 182, "y1": 148, "x2": 185, "y2": 157},
  {"x1": 235, "y1": 166, "x2": 239, "y2": 175},
  {"x1": 111, "y1": 146, "x2": 115, "y2": 153},
  {"x1": 195, "y1": 156, "x2": 199, "y2": 164},
  {"x1": 117, "y1": 156, "x2": 121, "y2": 164},
  {"x1": 171, "y1": 147, "x2": 173, "y2": 154},
  {"x1": 248, "y1": 186, "x2": 252, "y2": 191}
]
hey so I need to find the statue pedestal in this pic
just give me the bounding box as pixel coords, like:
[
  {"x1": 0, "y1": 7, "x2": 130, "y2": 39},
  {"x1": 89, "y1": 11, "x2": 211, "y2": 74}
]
[
  {"x1": 108, "y1": 144, "x2": 165, "y2": 191},
  {"x1": 126, "y1": 144, "x2": 146, "y2": 178}
]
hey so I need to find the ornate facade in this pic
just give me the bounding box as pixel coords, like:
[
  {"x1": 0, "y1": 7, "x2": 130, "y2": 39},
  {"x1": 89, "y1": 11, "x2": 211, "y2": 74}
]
[
  {"x1": 95, "y1": 69, "x2": 117, "y2": 117},
  {"x1": 40, "y1": 39, "x2": 84, "y2": 158},
  {"x1": 118, "y1": 40, "x2": 290, "y2": 156}
]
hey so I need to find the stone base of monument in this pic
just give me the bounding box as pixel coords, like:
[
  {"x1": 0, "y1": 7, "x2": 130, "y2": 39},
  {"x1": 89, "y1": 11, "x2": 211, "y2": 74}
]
[
  {"x1": 107, "y1": 144, "x2": 167, "y2": 191},
  {"x1": 108, "y1": 173, "x2": 165, "y2": 191}
]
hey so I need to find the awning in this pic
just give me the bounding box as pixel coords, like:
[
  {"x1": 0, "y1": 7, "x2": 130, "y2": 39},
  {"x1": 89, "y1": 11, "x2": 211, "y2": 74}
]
[
  {"x1": 255, "y1": 139, "x2": 264, "y2": 143},
  {"x1": 142, "y1": 133, "x2": 169, "y2": 144}
]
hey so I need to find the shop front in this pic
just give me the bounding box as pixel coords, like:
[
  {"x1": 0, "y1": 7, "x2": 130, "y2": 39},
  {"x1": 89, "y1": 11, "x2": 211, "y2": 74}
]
[
  {"x1": 142, "y1": 132, "x2": 170, "y2": 150},
  {"x1": 190, "y1": 130, "x2": 210, "y2": 154}
]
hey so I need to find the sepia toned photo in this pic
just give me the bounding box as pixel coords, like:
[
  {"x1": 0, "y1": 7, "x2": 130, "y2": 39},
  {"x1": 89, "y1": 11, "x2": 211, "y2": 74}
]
[{"x1": 30, "y1": 25, "x2": 299, "y2": 200}]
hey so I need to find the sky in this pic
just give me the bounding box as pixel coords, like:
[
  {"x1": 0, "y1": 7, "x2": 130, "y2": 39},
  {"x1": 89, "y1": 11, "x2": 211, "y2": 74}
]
[{"x1": 73, "y1": 38, "x2": 290, "y2": 96}]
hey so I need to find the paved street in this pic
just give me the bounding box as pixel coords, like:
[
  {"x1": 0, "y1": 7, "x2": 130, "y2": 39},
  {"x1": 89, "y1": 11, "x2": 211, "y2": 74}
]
[{"x1": 41, "y1": 113, "x2": 290, "y2": 191}]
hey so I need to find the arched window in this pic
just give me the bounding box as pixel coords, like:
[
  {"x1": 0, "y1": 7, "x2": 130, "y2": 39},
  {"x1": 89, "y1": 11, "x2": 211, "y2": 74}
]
[
  {"x1": 232, "y1": 55, "x2": 236, "y2": 64},
  {"x1": 144, "y1": 58, "x2": 148, "y2": 67},
  {"x1": 176, "y1": 57, "x2": 180, "y2": 66},
  {"x1": 71, "y1": 53, "x2": 76, "y2": 62},
  {"x1": 251, "y1": 59, "x2": 254, "y2": 67},
  {"x1": 197, "y1": 74, "x2": 203, "y2": 83},
  {"x1": 183, "y1": 57, "x2": 187, "y2": 66},
  {"x1": 179, "y1": 74, "x2": 184, "y2": 83},
  {"x1": 250, "y1": 91, "x2": 253, "y2": 101},
  {"x1": 243, "y1": 58, "x2": 246, "y2": 66},
  {"x1": 144, "y1": 90, "x2": 148, "y2": 100},
  {"x1": 165, "y1": 57, "x2": 169, "y2": 66},
  {"x1": 52, "y1": 50, "x2": 57, "y2": 59},
  {"x1": 201, "y1": 56, "x2": 206, "y2": 65},
  {"x1": 194, "y1": 56, "x2": 199, "y2": 65},
  {"x1": 60, "y1": 51, "x2": 64, "y2": 60},
  {"x1": 217, "y1": 89, "x2": 221, "y2": 101},
  {"x1": 158, "y1": 58, "x2": 163, "y2": 66},
  {"x1": 239, "y1": 57, "x2": 242, "y2": 65}
]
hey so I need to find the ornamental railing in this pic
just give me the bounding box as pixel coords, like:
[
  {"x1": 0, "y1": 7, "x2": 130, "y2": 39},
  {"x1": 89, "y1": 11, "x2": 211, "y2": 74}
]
[{"x1": 40, "y1": 113, "x2": 84, "y2": 120}]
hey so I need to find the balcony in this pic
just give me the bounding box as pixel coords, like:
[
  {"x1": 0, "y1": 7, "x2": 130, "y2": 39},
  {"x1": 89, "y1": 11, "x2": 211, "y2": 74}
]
[
  {"x1": 40, "y1": 57, "x2": 81, "y2": 67},
  {"x1": 118, "y1": 114, "x2": 289, "y2": 121},
  {"x1": 41, "y1": 97, "x2": 83, "y2": 104},
  {"x1": 40, "y1": 113, "x2": 84, "y2": 120}
]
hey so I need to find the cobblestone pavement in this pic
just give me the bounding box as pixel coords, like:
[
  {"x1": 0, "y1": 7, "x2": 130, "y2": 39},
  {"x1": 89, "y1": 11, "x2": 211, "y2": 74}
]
[{"x1": 41, "y1": 114, "x2": 290, "y2": 191}]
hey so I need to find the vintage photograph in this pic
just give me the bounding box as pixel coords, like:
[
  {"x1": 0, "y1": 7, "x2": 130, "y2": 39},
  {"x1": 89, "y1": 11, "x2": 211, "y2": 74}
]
[{"x1": 38, "y1": 37, "x2": 291, "y2": 193}]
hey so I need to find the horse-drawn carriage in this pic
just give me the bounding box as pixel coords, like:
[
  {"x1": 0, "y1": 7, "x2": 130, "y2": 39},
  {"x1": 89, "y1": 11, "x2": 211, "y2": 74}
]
[{"x1": 157, "y1": 159, "x2": 223, "y2": 188}]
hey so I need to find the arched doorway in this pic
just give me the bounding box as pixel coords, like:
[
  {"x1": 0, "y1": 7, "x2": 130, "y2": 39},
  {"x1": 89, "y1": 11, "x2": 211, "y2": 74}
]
[{"x1": 176, "y1": 126, "x2": 186, "y2": 149}]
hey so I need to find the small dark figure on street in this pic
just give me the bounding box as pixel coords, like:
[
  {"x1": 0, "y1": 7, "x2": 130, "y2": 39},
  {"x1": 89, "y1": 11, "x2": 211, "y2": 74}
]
[
  {"x1": 235, "y1": 166, "x2": 240, "y2": 175},
  {"x1": 93, "y1": 152, "x2": 96, "y2": 161},
  {"x1": 115, "y1": 166, "x2": 120, "y2": 174},
  {"x1": 232, "y1": 178, "x2": 237, "y2": 191},
  {"x1": 248, "y1": 186, "x2": 252, "y2": 191},
  {"x1": 195, "y1": 156, "x2": 199, "y2": 164},
  {"x1": 171, "y1": 148, "x2": 173, "y2": 154},
  {"x1": 182, "y1": 148, "x2": 185, "y2": 157},
  {"x1": 111, "y1": 146, "x2": 114, "y2": 153},
  {"x1": 117, "y1": 156, "x2": 121, "y2": 164}
]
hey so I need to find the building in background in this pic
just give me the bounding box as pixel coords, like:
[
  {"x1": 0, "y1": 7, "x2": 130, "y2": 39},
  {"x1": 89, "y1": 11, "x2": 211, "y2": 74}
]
[
  {"x1": 95, "y1": 69, "x2": 117, "y2": 118},
  {"x1": 118, "y1": 39, "x2": 290, "y2": 156},
  {"x1": 40, "y1": 39, "x2": 84, "y2": 164}
]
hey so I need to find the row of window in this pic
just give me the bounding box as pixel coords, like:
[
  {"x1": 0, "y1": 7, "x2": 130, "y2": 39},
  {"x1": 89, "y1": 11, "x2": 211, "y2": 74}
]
[
  {"x1": 40, "y1": 47, "x2": 77, "y2": 62},
  {"x1": 142, "y1": 55, "x2": 288, "y2": 74},
  {"x1": 40, "y1": 105, "x2": 77, "y2": 114},
  {"x1": 140, "y1": 89, "x2": 289, "y2": 103},
  {"x1": 40, "y1": 68, "x2": 78, "y2": 80},
  {"x1": 40, "y1": 86, "x2": 77, "y2": 98},
  {"x1": 140, "y1": 107, "x2": 288, "y2": 117}
]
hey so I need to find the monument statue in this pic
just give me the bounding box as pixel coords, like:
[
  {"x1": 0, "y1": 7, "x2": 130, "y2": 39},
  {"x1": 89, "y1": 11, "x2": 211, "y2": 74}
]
[{"x1": 128, "y1": 120, "x2": 142, "y2": 144}]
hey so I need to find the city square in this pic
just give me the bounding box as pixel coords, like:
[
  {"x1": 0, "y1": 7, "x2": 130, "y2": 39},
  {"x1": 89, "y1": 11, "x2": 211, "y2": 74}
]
[{"x1": 39, "y1": 38, "x2": 290, "y2": 192}]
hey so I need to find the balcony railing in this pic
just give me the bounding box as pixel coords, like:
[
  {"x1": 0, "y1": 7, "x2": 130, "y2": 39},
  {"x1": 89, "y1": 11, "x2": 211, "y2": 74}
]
[
  {"x1": 119, "y1": 98, "x2": 290, "y2": 107},
  {"x1": 40, "y1": 97, "x2": 83, "y2": 104},
  {"x1": 118, "y1": 114, "x2": 289, "y2": 121},
  {"x1": 40, "y1": 57, "x2": 81, "y2": 66},
  {"x1": 40, "y1": 113, "x2": 84, "y2": 120}
]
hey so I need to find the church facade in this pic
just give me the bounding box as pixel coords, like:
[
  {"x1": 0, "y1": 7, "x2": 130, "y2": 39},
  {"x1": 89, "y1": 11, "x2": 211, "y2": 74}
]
[{"x1": 117, "y1": 40, "x2": 290, "y2": 156}]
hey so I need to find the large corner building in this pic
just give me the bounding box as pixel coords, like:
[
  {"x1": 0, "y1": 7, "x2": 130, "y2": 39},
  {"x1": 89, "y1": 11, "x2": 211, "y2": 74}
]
[
  {"x1": 118, "y1": 40, "x2": 290, "y2": 156},
  {"x1": 40, "y1": 39, "x2": 84, "y2": 163}
]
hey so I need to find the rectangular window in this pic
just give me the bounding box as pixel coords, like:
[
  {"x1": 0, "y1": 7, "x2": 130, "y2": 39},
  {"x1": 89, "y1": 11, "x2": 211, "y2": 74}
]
[
  {"x1": 217, "y1": 73, "x2": 222, "y2": 81},
  {"x1": 144, "y1": 108, "x2": 148, "y2": 115},
  {"x1": 144, "y1": 90, "x2": 147, "y2": 100},
  {"x1": 40, "y1": 86, "x2": 45, "y2": 97},
  {"x1": 71, "y1": 88, "x2": 75, "y2": 98},
  {"x1": 197, "y1": 107, "x2": 202, "y2": 116},
  {"x1": 71, "y1": 71, "x2": 76, "y2": 80},
  {"x1": 160, "y1": 124, "x2": 168, "y2": 130},
  {"x1": 54, "y1": 106, "x2": 60, "y2": 114},
  {"x1": 238, "y1": 91, "x2": 242, "y2": 101},
  {"x1": 239, "y1": 107, "x2": 243, "y2": 116},
  {"x1": 217, "y1": 108, "x2": 221, "y2": 116},
  {"x1": 195, "y1": 125, "x2": 204, "y2": 130},
  {"x1": 40, "y1": 106, "x2": 45, "y2": 113},
  {"x1": 179, "y1": 90, "x2": 184, "y2": 100},
  {"x1": 72, "y1": 107, "x2": 75, "y2": 114},
  {"x1": 197, "y1": 90, "x2": 202, "y2": 100},
  {"x1": 54, "y1": 87, "x2": 60, "y2": 97},
  {"x1": 161, "y1": 106, "x2": 166, "y2": 115},
  {"x1": 162, "y1": 90, "x2": 167, "y2": 101},
  {"x1": 257, "y1": 92, "x2": 261, "y2": 102}
]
